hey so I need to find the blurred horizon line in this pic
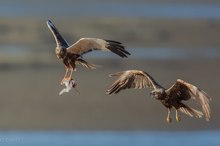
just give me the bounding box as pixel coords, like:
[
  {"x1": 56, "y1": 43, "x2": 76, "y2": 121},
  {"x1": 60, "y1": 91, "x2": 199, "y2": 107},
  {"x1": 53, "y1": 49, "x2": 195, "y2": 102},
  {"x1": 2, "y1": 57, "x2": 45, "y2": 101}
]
[{"x1": 1, "y1": 46, "x2": 220, "y2": 61}]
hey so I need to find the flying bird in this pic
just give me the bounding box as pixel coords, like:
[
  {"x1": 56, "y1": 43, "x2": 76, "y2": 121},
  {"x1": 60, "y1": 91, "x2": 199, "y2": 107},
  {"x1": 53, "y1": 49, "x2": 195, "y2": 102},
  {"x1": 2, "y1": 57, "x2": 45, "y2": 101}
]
[
  {"x1": 106, "y1": 70, "x2": 211, "y2": 123},
  {"x1": 47, "y1": 20, "x2": 130, "y2": 83}
]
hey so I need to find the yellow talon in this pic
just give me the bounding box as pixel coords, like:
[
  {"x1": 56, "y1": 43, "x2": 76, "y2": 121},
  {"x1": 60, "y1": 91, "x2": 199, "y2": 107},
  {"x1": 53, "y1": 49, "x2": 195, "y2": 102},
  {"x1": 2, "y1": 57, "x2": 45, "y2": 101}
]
[
  {"x1": 166, "y1": 108, "x2": 172, "y2": 124},
  {"x1": 175, "y1": 110, "x2": 181, "y2": 122},
  {"x1": 176, "y1": 116, "x2": 181, "y2": 122},
  {"x1": 61, "y1": 77, "x2": 67, "y2": 85},
  {"x1": 167, "y1": 117, "x2": 172, "y2": 124}
]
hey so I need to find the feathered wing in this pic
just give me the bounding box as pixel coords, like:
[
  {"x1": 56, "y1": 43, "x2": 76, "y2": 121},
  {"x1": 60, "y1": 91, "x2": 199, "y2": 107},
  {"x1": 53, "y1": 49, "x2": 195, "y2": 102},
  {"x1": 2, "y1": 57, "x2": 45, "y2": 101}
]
[
  {"x1": 166, "y1": 79, "x2": 211, "y2": 121},
  {"x1": 66, "y1": 38, "x2": 130, "y2": 58},
  {"x1": 47, "y1": 20, "x2": 69, "y2": 48},
  {"x1": 106, "y1": 70, "x2": 161, "y2": 94},
  {"x1": 75, "y1": 58, "x2": 100, "y2": 69},
  {"x1": 178, "y1": 102, "x2": 203, "y2": 118}
]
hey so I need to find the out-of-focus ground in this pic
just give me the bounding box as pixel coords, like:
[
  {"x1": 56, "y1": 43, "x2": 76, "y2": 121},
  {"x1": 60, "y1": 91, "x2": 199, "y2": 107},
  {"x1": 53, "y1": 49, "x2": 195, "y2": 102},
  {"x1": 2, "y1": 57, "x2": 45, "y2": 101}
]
[
  {"x1": 1, "y1": 18, "x2": 220, "y2": 49},
  {"x1": 0, "y1": 0, "x2": 219, "y2": 131},
  {"x1": 0, "y1": 59, "x2": 219, "y2": 130}
]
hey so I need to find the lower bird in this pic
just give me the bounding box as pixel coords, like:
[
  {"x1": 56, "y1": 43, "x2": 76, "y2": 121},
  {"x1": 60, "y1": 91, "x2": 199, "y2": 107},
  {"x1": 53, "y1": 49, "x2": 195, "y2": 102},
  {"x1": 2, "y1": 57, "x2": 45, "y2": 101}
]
[
  {"x1": 106, "y1": 70, "x2": 211, "y2": 123},
  {"x1": 47, "y1": 20, "x2": 130, "y2": 83}
]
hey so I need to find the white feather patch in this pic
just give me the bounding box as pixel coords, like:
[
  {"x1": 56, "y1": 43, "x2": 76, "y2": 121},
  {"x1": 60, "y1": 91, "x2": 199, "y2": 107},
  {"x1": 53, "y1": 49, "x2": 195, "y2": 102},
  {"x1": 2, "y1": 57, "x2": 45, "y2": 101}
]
[{"x1": 59, "y1": 79, "x2": 77, "y2": 95}]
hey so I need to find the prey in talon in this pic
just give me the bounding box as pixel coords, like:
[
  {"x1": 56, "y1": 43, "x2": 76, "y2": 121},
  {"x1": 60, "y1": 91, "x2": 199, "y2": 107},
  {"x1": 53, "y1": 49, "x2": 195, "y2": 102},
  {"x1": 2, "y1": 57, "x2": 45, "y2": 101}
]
[
  {"x1": 59, "y1": 78, "x2": 80, "y2": 95},
  {"x1": 47, "y1": 20, "x2": 130, "y2": 84}
]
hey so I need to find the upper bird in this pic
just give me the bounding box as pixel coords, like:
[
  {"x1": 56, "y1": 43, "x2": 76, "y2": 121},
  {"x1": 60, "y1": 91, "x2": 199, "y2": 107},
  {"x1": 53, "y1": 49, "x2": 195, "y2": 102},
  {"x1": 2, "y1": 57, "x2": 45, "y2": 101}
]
[
  {"x1": 47, "y1": 20, "x2": 130, "y2": 83},
  {"x1": 106, "y1": 70, "x2": 211, "y2": 123}
]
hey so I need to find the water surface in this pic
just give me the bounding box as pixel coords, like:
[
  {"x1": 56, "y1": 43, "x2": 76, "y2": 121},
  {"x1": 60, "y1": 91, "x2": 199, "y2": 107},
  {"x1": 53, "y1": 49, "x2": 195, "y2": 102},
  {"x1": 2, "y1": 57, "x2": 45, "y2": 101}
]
[
  {"x1": 0, "y1": 131, "x2": 219, "y2": 146},
  {"x1": 1, "y1": 2, "x2": 220, "y2": 19}
]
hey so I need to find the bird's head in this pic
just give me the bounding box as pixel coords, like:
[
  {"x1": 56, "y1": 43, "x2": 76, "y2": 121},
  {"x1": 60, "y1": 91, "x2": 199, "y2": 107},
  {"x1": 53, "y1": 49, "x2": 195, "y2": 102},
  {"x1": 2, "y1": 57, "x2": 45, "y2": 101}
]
[
  {"x1": 55, "y1": 47, "x2": 67, "y2": 59},
  {"x1": 47, "y1": 19, "x2": 68, "y2": 59},
  {"x1": 150, "y1": 88, "x2": 165, "y2": 99},
  {"x1": 69, "y1": 79, "x2": 77, "y2": 88}
]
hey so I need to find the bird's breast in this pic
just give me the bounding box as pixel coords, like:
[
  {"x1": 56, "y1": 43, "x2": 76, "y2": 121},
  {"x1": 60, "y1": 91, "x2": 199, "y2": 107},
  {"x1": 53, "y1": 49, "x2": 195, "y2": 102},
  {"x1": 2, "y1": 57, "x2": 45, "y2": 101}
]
[
  {"x1": 161, "y1": 99, "x2": 172, "y2": 108},
  {"x1": 62, "y1": 58, "x2": 71, "y2": 68}
]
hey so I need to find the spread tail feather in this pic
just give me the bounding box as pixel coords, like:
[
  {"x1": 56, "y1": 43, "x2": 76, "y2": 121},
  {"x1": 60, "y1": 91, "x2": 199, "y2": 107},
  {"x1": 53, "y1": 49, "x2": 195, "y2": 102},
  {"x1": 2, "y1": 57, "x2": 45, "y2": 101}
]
[
  {"x1": 76, "y1": 58, "x2": 100, "y2": 69},
  {"x1": 178, "y1": 103, "x2": 203, "y2": 119}
]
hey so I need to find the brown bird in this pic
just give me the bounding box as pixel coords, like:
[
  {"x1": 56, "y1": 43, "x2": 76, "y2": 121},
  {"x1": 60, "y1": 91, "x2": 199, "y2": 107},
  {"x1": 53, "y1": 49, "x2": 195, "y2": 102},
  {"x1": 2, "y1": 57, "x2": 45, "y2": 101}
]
[
  {"x1": 106, "y1": 70, "x2": 211, "y2": 123},
  {"x1": 47, "y1": 20, "x2": 130, "y2": 83}
]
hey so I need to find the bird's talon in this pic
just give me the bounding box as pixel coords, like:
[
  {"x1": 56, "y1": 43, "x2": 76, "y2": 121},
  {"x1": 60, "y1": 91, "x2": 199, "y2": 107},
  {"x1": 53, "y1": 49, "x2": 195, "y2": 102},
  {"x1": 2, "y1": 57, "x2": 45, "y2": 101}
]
[
  {"x1": 175, "y1": 110, "x2": 181, "y2": 122},
  {"x1": 176, "y1": 116, "x2": 181, "y2": 122},
  {"x1": 166, "y1": 117, "x2": 172, "y2": 124},
  {"x1": 61, "y1": 77, "x2": 67, "y2": 85},
  {"x1": 60, "y1": 80, "x2": 64, "y2": 85},
  {"x1": 66, "y1": 77, "x2": 72, "y2": 81}
]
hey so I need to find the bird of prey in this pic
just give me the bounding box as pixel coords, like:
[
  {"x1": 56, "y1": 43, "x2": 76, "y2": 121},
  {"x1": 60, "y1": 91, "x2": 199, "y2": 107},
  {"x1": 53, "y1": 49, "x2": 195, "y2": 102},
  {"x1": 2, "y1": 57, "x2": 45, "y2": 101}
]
[
  {"x1": 47, "y1": 20, "x2": 130, "y2": 83},
  {"x1": 106, "y1": 70, "x2": 211, "y2": 123}
]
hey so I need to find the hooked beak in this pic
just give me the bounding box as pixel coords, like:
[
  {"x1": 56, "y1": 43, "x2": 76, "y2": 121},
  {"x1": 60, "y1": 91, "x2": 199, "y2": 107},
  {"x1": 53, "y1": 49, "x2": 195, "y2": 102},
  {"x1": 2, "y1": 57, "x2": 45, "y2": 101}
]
[
  {"x1": 150, "y1": 91, "x2": 158, "y2": 99},
  {"x1": 150, "y1": 92, "x2": 154, "y2": 97},
  {"x1": 57, "y1": 54, "x2": 62, "y2": 59}
]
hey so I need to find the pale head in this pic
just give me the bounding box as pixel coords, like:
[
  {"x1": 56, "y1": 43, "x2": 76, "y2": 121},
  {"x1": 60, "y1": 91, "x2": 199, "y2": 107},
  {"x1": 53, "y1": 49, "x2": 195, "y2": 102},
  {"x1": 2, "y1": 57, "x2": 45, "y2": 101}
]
[{"x1": 55, "y1": 47, "x2": 67, "y2": 59}]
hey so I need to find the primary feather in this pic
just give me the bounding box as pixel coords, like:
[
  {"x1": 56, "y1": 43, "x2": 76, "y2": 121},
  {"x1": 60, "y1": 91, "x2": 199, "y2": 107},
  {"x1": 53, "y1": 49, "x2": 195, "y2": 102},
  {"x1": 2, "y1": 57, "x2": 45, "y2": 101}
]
[
  {"x1": 106, "y1": 70, "x2": 161, "y2": 94},
  {"x1": 67, "y1": 38, "x2": 130, "y2": 58}
]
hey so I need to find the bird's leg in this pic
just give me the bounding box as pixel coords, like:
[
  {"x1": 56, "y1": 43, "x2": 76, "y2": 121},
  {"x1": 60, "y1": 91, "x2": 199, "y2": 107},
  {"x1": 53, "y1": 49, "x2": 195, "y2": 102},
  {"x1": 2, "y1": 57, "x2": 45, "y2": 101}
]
[
  {"x1": 166, "y1": 108, "x2": 172, "y2": 124},
  {"x1": 66, "y1": 62, "x2": 76, "y2": 81},
  {"x1": 175, "y1": 109, "x2": 181, "y2": 122},
  {"x1": 61, "y1": 68, "x2": 69, "y2": 84},
  {"x1": 66, "y1": 68, "x2": 73, "y2": 81}
]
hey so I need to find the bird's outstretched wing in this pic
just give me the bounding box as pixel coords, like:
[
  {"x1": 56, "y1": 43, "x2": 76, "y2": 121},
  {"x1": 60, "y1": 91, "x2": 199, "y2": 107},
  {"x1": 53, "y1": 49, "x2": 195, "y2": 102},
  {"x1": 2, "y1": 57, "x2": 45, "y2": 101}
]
[
  {"x1": 66, "y1": 38, "x2": 130, "y2": 58},
  {"x1": 166, "y1": 79, "x2": 211, "y2": 121},
  {"x1": 47, "y1": 20, "x2": 69, "y2": 48},
  {"x1": 106, "y1": 70, "x2": 161, "y2": 94}
]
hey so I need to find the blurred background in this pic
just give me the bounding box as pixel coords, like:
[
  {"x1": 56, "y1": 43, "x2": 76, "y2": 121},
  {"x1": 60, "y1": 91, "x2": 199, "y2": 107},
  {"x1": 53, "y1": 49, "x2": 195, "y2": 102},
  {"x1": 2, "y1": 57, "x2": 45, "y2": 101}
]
[{"x1": 0, "y1": 0, "x2": 220, "y2": 145}]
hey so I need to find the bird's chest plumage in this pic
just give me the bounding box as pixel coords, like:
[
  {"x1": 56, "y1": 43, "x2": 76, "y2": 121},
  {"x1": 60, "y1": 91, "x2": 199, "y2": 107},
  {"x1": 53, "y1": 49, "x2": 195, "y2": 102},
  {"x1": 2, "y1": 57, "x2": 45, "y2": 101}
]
[
  {"x1": 62, "y1": 53, "x2": 79, "y2": 68},
  {"x1": 160, "y1": 95, "x2": 178, "y2": 108},
  {"x1": 159, "y1": 94, "x2": 173, "y2": 108}
]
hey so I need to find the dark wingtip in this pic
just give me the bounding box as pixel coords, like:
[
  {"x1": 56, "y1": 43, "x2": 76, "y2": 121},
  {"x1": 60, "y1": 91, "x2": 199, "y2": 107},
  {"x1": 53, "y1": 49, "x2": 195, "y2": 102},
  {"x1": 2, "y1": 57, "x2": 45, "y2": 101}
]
[
  {"x1": 126, "y1": 50, "x2": 131, "y2": 55},
  {"x1": 47, "y1": 19, "x2": 51, "y2": 23},
  {"x1": 106, "y1": 40, "x2": 131, "y2": 58},
  {"x1": 46, "y1": 19, "x2": 69, "y2": 48},
  {"x1": 105, "y1": 40, "x2": 122, "y2": 44},
  {"x1": 46, "y1": 19, "x2": 54, "y2": 28}
]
